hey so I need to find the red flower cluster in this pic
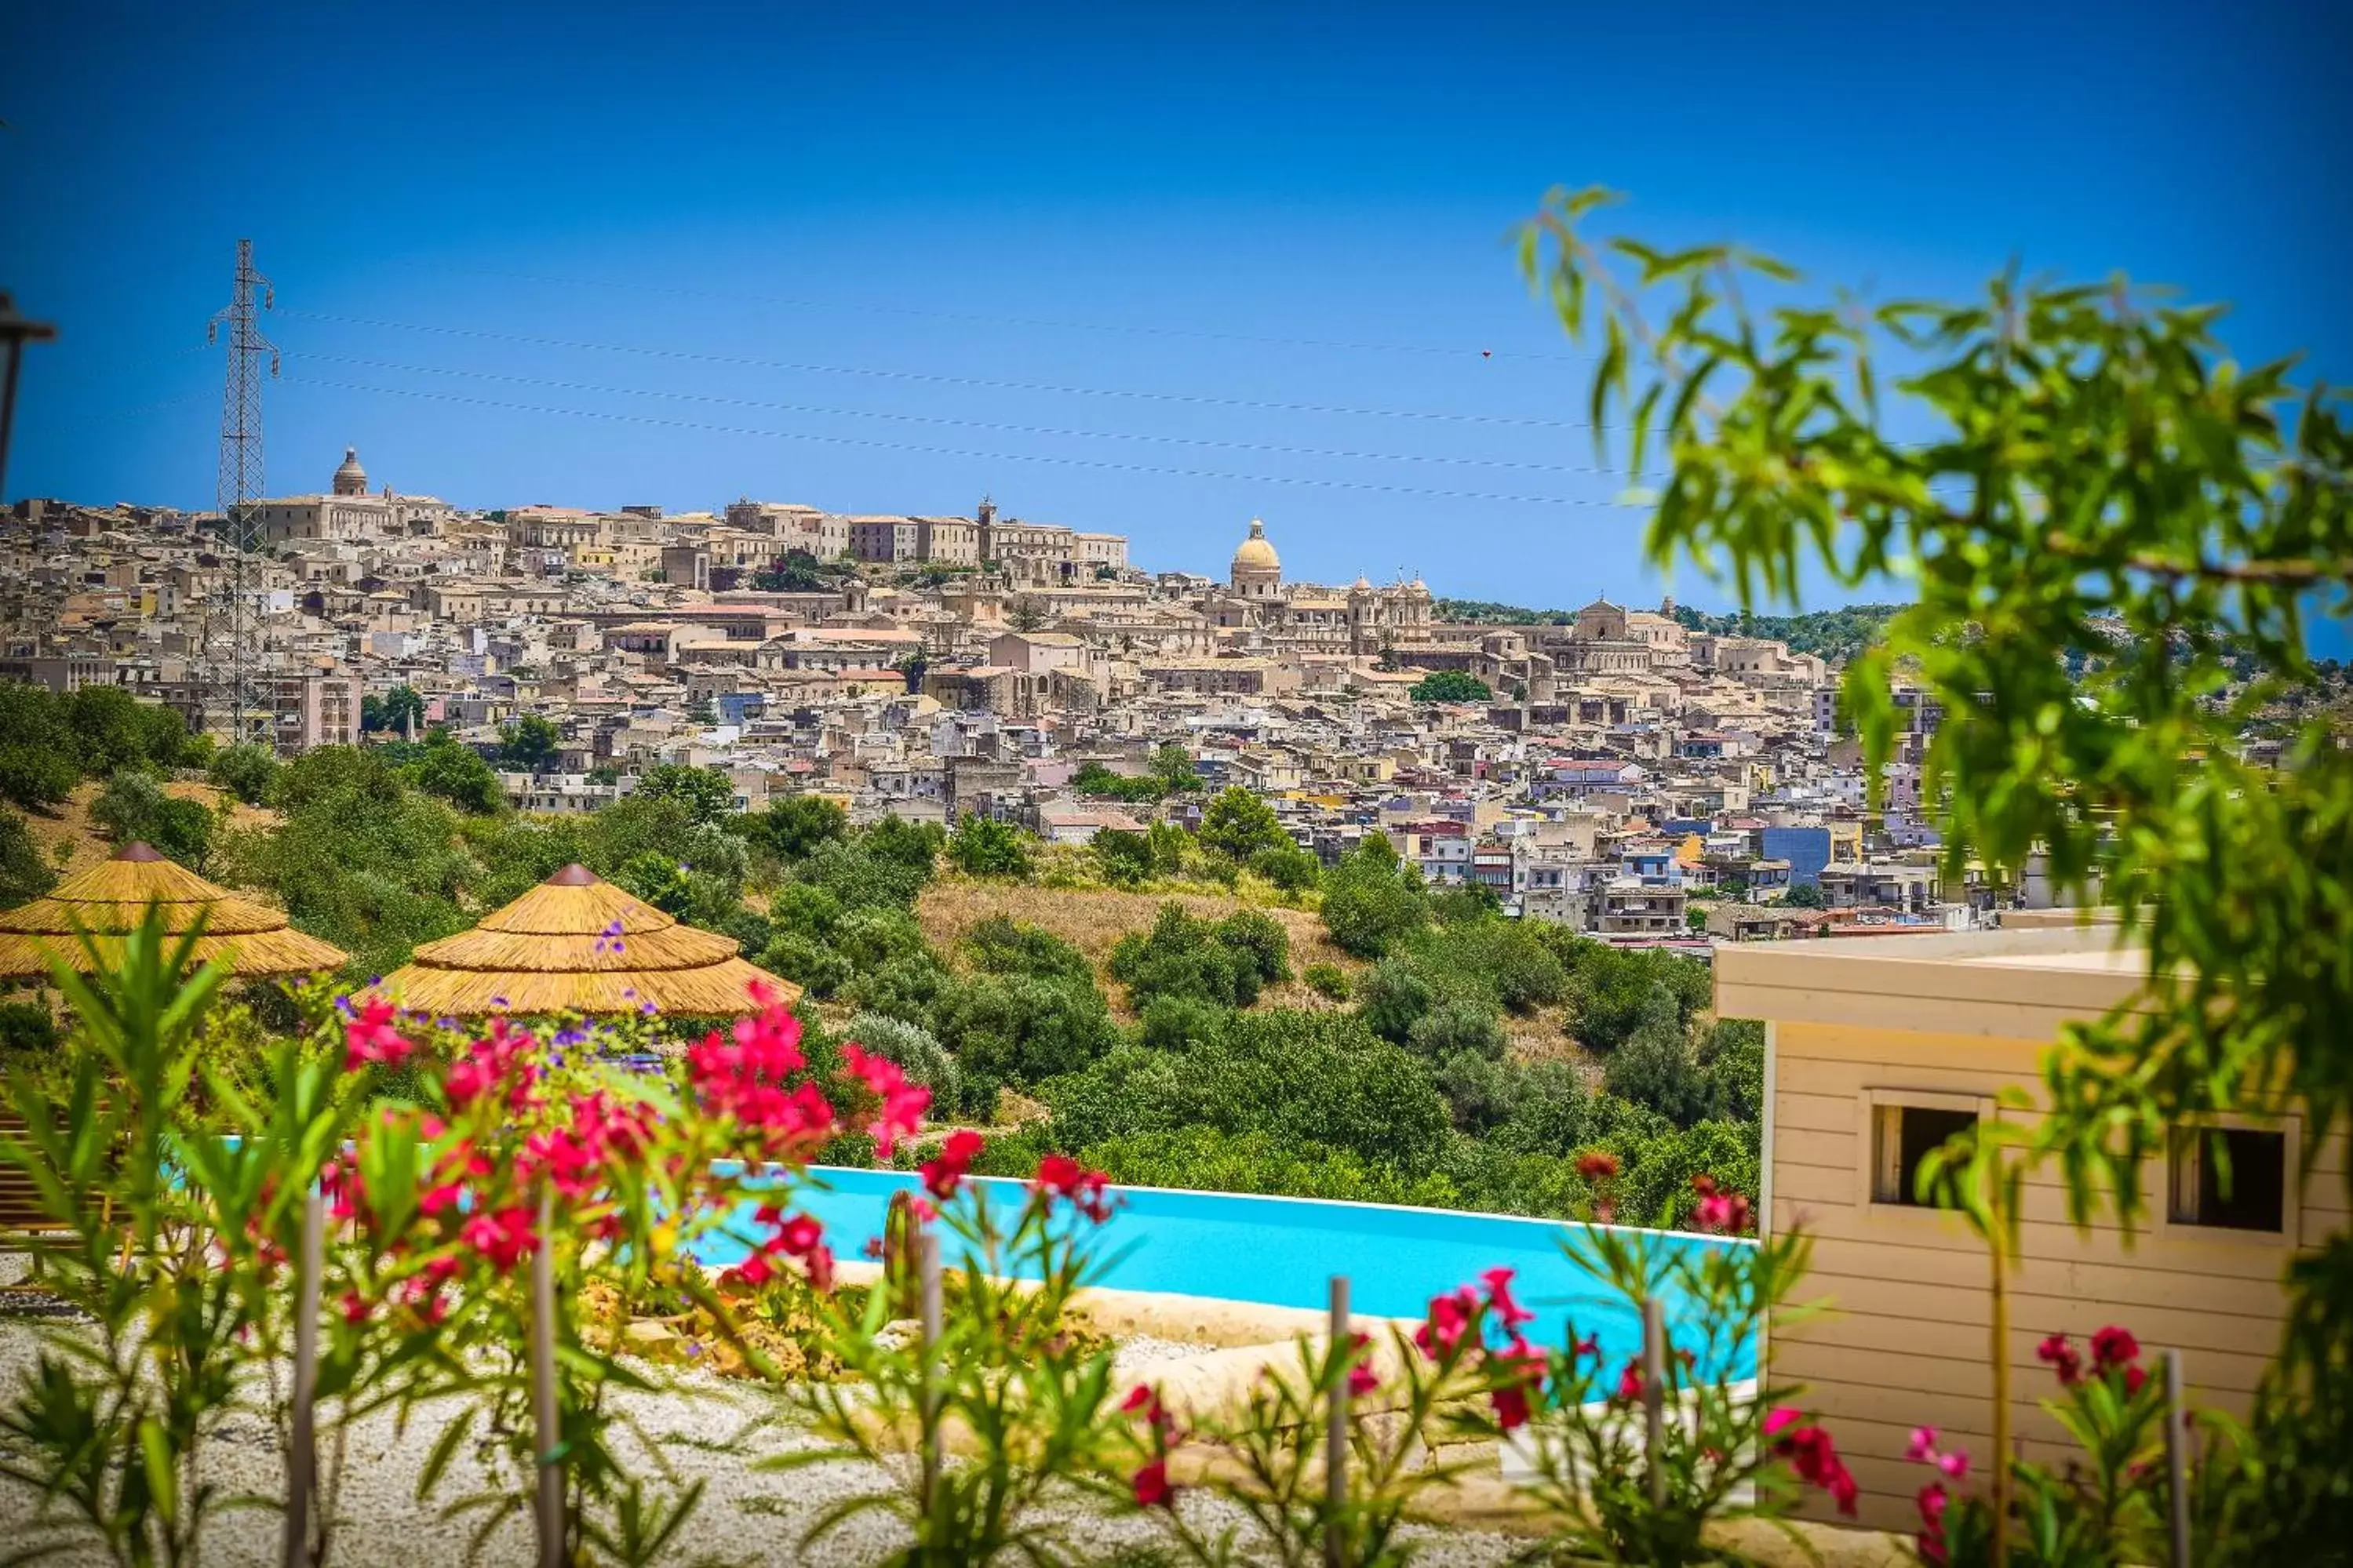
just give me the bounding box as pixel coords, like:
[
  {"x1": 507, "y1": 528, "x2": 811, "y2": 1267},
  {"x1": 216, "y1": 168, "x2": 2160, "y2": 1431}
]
[
  {"x1": 1415, "y1": 1269, "x2": 1546, "y2": 1431},
  {"x1": 840, "y1": 1045, "x2": 930, "y2": 1157},
  {"x1": 344, "y1": 998, "x2": 415, "y2": 1072},
  {"x1": 1907, "y1": 1425, "x2": 1972, "y2": 1563},
  {"x1": 446, "y1": 1017, "x2": 542, "y2": 1113},
  {"x1": 517, "y1": 1090, "x2": 654, "y2": 1204},
  {"x1": 1689, "y1": 1173, "x2": 1754, "y2": 1235},
  {"x1": 920, "y1": 1129, "x2": 986, "y2": 1202},
  {"x1": 1763, "y1": 1406, "x2": 1858, "y2": 1515},
  {"x1": 725, "y1": 1202, "x2": 832, "y2": 1290},
  {"x1": 1344, "y1": 1330, "x2": 1380, "y2": 1399},
  {"x1": 1123, "y1": 1384, "x2": 1178, "y2": 1508},
  {"x1": 2038, "y1": 1326, "x2": 2147, "y2": 1393},
  {"x1": 1034, "y1": 1153, "x2": 1115, "y2": 1222},
  {"x1": 686, "y1": 993, "x2": 838, "y2": 1156},
  {"x1": 459, "y1": 1206, "x2": 539, "y2": 1272}
]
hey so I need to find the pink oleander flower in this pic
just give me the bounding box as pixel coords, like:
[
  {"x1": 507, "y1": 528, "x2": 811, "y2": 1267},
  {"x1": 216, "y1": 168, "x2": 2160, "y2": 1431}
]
[
  {"x1": 1906, "y1": 1424, "x2": 1939, "y2": 1462},
  {"x1": 1615, "y1": 1359, "x2": 1646, "y2": 1403},
  {"x1": 1345, "y1": 1330, "x2": 1379, "y2": 1398},
  {"x1": 461, "y1": 1205, "x2": 539, "y2": 1272},
  {"x1": 2038, "y1": 1331, "x2": 2084, "y2": 1386},
  {"x1": 842, "y1": 1044, "x2": 931, "y2": 1156},
  {"x1": 920, "y1": 1127, "x2": 986, "y2": 1200},
  {"x1": 344, "y1": 998, "x2": 414, "y2": 1071},
  {"x1": 1764, "y1": 1406, "x2": 1804, "y2": 1441},
  {"x1": 1771, "y1": 1414, "x2": 1859, "y2": 1517},
  {"x1": 1413, "y1": 1283, "x2": 1484, "y2": 1359},
  {"x1": 770, "y1": 1213, "x2": 823, "y2": 1257},
  {"x1": 1481, "y1": 1267, "x2": 1535, "y2": 1330},
  {"x1": 1489, "y1": 1338, "x2": 1546, "y2": 1432},
  {"x1": 1132, "y1": 1458, "x2": 1173, "y2": 1508},
  {"x1": 1693, "y1": 1188, "x2": 1754, "y2": 1235},
  {"x1": 1034, "y1": 1153, "x2": 1114, "y2": 1221},
  {"x1": 2090, "y1": 1324, "x2": 2140, "y2": 1370}
]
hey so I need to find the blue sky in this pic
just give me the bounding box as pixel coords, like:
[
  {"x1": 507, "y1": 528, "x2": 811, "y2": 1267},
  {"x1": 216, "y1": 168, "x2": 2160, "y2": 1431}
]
[{"x1": 5, "y1": 0, "x2": 2348, "y2": 623}]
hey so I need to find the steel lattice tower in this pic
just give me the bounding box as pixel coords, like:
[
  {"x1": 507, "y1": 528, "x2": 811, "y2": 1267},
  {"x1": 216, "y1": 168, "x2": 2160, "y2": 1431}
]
[{"x1": 209, "y1": 238, "x2": 277, "y2": 742}]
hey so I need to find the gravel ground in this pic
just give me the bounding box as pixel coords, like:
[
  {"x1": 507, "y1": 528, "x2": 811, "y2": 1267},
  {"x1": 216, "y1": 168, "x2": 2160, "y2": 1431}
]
[{"x1": 0, "y1": 1302, "x2": 1524, "y2": 1567}]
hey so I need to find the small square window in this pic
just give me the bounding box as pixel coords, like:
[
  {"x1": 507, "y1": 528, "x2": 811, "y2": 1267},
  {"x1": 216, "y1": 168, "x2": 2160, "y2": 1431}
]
[
  {"x1": 1873, "y1": 1103, "x2": 1978, "y2": 1206},
  {"x1": 2169, "y1": 1126, "x2": 2287, "y2": 1233}
]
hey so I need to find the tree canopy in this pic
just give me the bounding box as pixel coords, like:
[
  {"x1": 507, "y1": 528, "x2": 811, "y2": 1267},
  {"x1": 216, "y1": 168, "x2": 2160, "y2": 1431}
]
[
  {"x1": 1531, "y1": 184, "x2": 2353, "y2": 1541},
  {"x1": 1408, "y1": 670, "x2": 1493, "y2": 704}
]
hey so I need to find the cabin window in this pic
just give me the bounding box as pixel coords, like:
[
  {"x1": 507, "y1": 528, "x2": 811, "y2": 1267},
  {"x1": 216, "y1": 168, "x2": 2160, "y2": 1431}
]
[
  {"x1": 2169, "y1": 1126, "x2": 2288, "y2": 1234},
  {"x1": 1871, "y1": 1102, "x2": 1979, "y2": 1207}
]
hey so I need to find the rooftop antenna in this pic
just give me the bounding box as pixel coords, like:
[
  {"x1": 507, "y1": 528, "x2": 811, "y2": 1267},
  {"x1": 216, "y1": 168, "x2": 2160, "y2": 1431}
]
[{"x1": 208, "y1": 238, "x2": 278, "y2": 744}]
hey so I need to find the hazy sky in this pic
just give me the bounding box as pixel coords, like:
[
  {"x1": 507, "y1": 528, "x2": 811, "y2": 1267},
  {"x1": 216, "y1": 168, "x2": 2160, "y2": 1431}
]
[{"x1": 6, "y1": 0, "x2": 2348, "y2": 620}]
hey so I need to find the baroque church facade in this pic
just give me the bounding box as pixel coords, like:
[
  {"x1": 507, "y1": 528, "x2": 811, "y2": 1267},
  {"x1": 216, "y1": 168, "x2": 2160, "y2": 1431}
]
[{"x1": 1200, "y1": 518, "x2": 1434, "y2": 657}]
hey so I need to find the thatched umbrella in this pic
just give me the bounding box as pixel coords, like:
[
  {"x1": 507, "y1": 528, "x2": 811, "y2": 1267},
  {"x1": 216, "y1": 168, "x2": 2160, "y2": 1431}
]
[
  {"x1": 373, "y1": 864, "x2": 792, "y2": 1018},
  {"x1": 0, "y1": 842, "x2": 349, "y2": 980}
]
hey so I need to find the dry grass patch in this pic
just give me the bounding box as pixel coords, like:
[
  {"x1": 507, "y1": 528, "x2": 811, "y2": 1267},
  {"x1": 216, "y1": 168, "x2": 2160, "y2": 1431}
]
[
  {"x1": 19, "y1": 779, "x2": 279, "y2": 879},
  {"x1": 916, "y1": 877, "x2": 1362, "y2": 1016}
]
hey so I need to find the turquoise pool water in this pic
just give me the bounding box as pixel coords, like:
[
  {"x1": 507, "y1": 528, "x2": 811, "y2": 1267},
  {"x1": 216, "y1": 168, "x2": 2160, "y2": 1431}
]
[{"x1": 690, "y1": 1167, "x2": 1757, "y2": 1378}]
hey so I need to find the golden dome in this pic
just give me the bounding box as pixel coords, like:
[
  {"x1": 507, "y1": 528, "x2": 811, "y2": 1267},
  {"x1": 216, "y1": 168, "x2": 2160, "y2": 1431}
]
[{"x1": 1231, "y1": 518, "x2": 1280, "y2": 574}]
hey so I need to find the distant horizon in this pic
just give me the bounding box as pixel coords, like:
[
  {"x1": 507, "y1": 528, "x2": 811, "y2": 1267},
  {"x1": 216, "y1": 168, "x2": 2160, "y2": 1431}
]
[{"x1": 6, "y1": 0, "x2": 2348, "y2": 644}]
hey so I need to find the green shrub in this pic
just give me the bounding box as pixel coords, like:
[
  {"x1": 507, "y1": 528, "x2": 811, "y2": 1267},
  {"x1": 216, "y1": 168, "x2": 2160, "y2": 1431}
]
[
  {"x1": 1248, "y1": 843, "x2": 1321, "y2": 895},
  {"x1": 1434, "y1": 1049, "x2": 1521, "y2": 1130},
  {"x1": 933, "y1": 973, "x2": 1119, "y2": 1098},
  {"x1": 1135, "y1": 995, "x2": 1229, "y2": 1053},
  {"x1": 1091, "y1": 828, "x2": 1155, "y2": 886},
  {"x1": 1408, "y1": 997, "x2": 1509, "y2": 1061},
  {"x1": 1355, "y1": 958, "x2": 1434, "y2": 1044},
  {"x1": 0, "y1": 810, "x2": 55, "y2": 908},
  {"x1": 1602, "y1": 982, "x2": 1708, "y2": 1126},
  {"x1": 1318, "y1": 835, "x2": 1427, "y2": 958},
  {"x1": 0, "y1": 999, "x2": 59, "y2": 1056},
  {"x1": 963, "y1": 917, "x2": 1093, "y2": 988},
  {"x1": 89, "y1": 769, "x2": 213, "y2": 869},
  {"x1": 947, "y1": 813, "x2": 1033, "y2": 879},
  {"x1": 758, "y1": 933, "x2": 854, "y2": 999},
  {"x1": 1197, "y1": 787, "x2": 1288, "y2": 863},
  {"x1": 1301, "y1": 962, "x2": 1351, "y2": 1002},
  {"x1": 203, "y1": 743, "x2": 279, "y2": 807}
]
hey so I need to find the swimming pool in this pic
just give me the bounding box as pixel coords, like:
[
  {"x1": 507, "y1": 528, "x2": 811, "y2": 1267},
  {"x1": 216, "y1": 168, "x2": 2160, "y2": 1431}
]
[{"x1": 691, "y1": 1167, "x2": 1757, "y2": 1378}]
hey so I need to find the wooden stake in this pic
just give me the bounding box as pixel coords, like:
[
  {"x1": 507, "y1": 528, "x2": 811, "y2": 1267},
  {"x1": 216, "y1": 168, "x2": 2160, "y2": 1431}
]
[
  {"x1": 282, "y1": 1187, "x2": 323, "y2": 1568},
  {"x1": 1325, "y1": 1275, "x2": 1350, "y2": 1568},
  {"x1": 919, "y1": 1230, "x2": 943, "y2": 1520},
  {"x1": 2165, "y1": 1349, "x2": 2192, "y2": 1568},
  {"x1": 1642, "y1": 1296, "x2": 1666, "y2": 1508},
  {"x1": 531, "y1": 1188, "x2": 563, "y2": 1568}
]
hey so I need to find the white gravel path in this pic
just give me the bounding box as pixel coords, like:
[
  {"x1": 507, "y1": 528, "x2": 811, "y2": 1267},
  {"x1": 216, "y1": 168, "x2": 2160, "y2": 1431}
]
[{"x1": 0, "y1": 1296, "x2": 1524, "y2": 1567}]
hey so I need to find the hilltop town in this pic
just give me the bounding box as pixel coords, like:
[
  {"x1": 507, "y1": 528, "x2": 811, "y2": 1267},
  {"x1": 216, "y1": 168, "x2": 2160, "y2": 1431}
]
[{"x1": 3, "y1": 446, "x2": 2002, "y2": 937}]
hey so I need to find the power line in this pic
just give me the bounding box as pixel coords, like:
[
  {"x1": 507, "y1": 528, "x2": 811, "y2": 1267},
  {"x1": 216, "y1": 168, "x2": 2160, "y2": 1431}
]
[
  {"x1": 421, "y1": 264, "x2": 1583, "y2": 364},
  {"x1": 292, "y1": 352, "x2": 1613, "y2": 477},
  {"x1": 284, "y1": 374, "x2": 1644, "y2": 510},
  {"x1": 275, "y1": 309, "x2": 1602, "y2": 432}
]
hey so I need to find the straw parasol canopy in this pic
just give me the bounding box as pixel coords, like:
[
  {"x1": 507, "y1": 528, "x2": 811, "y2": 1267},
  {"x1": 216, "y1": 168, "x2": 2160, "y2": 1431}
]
[
  {"x1": 373, "y1": 864, "x2": 794, "y2": 1018},
  {"x1": 0, "y1": 842, "x2": 349, "y2": 980}
]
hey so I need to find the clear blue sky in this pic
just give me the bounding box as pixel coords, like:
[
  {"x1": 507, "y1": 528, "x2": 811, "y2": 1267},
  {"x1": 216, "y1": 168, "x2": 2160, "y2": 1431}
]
[{"x1": 5, "y1": 0, "x2": 2348, "y2": 625}]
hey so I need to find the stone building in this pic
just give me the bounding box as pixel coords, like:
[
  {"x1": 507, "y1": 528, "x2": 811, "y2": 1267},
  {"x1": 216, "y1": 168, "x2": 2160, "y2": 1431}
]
[{"x1": 256, "y1": 447, "x2": 454, "y2": 547}]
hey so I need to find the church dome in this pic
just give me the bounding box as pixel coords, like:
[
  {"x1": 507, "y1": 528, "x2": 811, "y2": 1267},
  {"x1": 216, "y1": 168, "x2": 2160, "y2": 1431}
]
[
  {"x1": 332, "y1": 446, "x2": 369, "y2": 497},
  {"x1": 1231, "y1": 518, "x2": 1280, "y2": 574}
]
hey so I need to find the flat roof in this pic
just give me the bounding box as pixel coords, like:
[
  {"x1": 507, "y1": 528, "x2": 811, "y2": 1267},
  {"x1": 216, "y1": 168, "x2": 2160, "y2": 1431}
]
[{"x1": 1715, "y1": 920, "x2": 2158, "y2": 1041}]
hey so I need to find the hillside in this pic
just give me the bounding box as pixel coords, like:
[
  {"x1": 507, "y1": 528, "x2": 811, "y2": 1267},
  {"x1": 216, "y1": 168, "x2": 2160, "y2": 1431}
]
[
  {"x1": 915, "y1": 877, "x2": 1358, "y2": 1018},
  {"x1": 17, "y1": 778, "x2": 280, "y2": 879}
]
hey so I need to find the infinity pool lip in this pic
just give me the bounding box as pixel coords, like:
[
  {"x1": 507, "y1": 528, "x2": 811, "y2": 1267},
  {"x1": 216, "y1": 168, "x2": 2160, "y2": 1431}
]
[
  {"x1": 694, "y1": 1164, "x2": 1761, "y2": 1378},
  {"x1": 734, "y1": 1162, "x2": 1759, "y2": 1253}
]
